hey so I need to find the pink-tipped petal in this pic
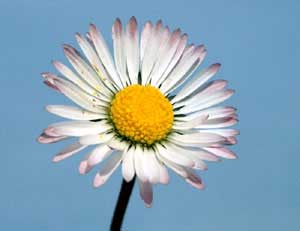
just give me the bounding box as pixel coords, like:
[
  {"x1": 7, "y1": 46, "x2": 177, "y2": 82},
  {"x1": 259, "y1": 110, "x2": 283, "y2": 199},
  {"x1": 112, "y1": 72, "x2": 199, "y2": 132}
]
[
  {"x1": 138, "y1": 180, "x2": 153, "y2": 207},
  {"x1": 93, "y1": 152, "x2": 122, "y2": 188},
  {"x1": 37, "y1": 133, "x2": 67, "y2": 144},
  {"x1": 52, "y1": 142, "x2": 87, "y2": 162}
]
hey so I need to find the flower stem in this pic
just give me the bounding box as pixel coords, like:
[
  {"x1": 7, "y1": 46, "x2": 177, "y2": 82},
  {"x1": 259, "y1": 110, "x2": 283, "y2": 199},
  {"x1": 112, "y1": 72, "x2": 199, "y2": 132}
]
[{"x1": 110, "y1": 176, "x2": 136, "y2": 231}]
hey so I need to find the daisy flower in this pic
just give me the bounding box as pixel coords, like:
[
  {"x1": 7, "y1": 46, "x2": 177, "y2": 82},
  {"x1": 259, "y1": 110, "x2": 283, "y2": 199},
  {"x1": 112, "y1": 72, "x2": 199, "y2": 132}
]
[{"x1": 38, "y1": 17, "x2": 238, "y2": 207}]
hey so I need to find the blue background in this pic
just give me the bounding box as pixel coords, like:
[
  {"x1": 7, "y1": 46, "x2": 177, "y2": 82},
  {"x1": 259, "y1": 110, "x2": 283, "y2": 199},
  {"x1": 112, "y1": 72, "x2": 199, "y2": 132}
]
[{"x1": 0, "y1": 0, "x2": 299, "y2": 230}]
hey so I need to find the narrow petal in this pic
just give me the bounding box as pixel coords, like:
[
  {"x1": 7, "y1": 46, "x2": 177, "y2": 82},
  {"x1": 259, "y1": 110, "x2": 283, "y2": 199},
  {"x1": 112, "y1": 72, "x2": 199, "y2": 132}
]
[
  {"x1": 107, "y1": 137, "x2": 128, "y2": 151},
  {"x1": 147, "y1": 26, "x2": 170, "y2": 84},
  {"x1": 44, "y1": 121, "x2": 110, "y2": 137},
  {"x1": 150, "y1": 28, "x2": 181, "y2": 87},
  {"x1": 142, "y1": 150, "x2": 160, "y2": 184},
  {"x1": 170, "y1": 132, "x2": 225, "y2": 145},
  {"x1": 157, "y1": 153, "x2": 205, "y2": 189},
  {"x1": 185, "y1": 169, "x2": 205, "y2": 190},
  {"x1": 87, "y1": 144, "x2": 113, "y2": 166},
  {"x1": 163, "y1": 143, "x2": 209, "y2": 171},
  {"x1": 52, "y1": 142, "x2": 87, "y2": 162},
  {"x1": 160, "y1": 45, "x2": 206, "y2": 94},
  {"x1": 169, "y1": 142, "x2": 219, "y2": 163},
  {"x1": 199, "y1": 129, "x2": 239, "y2": 137},
  {"x1": 46, "y1": 105, "x2": 104, "y2": 120},
  {"x1": 156, "y1": 154, "x2": 188, "y2": 178},
  {"x1": 173, "y1": 80, "x2": 227, "y2": 106},
  {"x1": 134, "y1": 146, "x2": 148, "y2": 182},
  {"x1": 63, "y1": 45, "x2": 111, "y2": 96},
  {"x1": 203, "y1": 147, "x2": 237, "y2": 159},
  {"x1": 112, "y1": 18, "x2": 128, "y2": 86},
  {"x1": 157, "y1": 34, "x2": 188, "y2": 87},
  {"x1": 75, "y1": 33, "x2": 116, "y2": 91},
  {"x1": 176, "y1": 89, "x2": 234, "y2": 115},
  {"x1": 195, "y1": 117, "x2": 238, "y2": 129},
  {"x1": 125, "y1": 16, "x2": 140, "y2": 84},
  {"x1": 53, "y1": 78, "x2": 105, "y2": 113},
  {"x1": 141, "y1": 20, "x2": 163, "y2": 85},
  {"x1": 89, "y1": 24, "x2": 123, "y2": 89},
  {"x1": 122, "y1": 148, "x2": 135, "y2": 182},
  {"x1": 157, "y1": 160, "x2": 169, "y2": 184},
  {"x1": 78, "y1": 158, "x2": 93, "y2": 174},
  {"x1": 93, "y1": 152, "x2": 123, "y2": 187},
  {"x1": 41, "y1": 72, "x2": 64, "y2": 92},
  {"x1": 177, "y1": 106, "x2": 236, "y2": 121},
  {"x1": 52, "y1": 60, "x2": 109, "y2": 101},
  {"x1": 138, "y1": 179, "x2": 153, "y2": 207},
  {"x1": 37, "y1": 133, "x2": 67, "y2": 144},
  {"x1": 157, "y1": 144, "x2": 194, "y2": 168},
  {"x1": 140, "y1": 21, "x2": 152, "y2": 63},
  {"x1": 173, "y1": 63, "x2": 221, "y2": 103},
  {"x1": 79, "y1": 133, "x2": 113, "y2": 145},
  {"x1": 173, "y1": 114, "x2": 208, "y2": 130}
]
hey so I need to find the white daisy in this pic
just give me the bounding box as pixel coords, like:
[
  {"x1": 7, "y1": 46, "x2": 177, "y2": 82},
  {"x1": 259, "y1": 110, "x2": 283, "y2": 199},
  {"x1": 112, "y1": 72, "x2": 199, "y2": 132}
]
[{"x1": 38, "y1": 17, "x2": 238, "y2": 207}]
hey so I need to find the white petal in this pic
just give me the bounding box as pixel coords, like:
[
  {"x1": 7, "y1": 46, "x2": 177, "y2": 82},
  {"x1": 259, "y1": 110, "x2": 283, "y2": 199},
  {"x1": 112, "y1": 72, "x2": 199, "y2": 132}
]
[
  {"x1": 44, "y1": 121, "x2": 110, "y2": 137},
  {"x1": 198, "y1": 129, "x2": 239, "y2": 137},
  {"x1": 112, "y1": 18, "x2": 128, "y2": 86},
  {"x1": 173, "y1": 114, "x2": 208, "y2": 130},
  {"x1": 176, "y1": 89, "x2": 234, "y2": 115},
  {"x1": 150, "y1": 29, "x2": 181, "y2": 87},
  {"x1": 37, "y1": 133, "x2": 67, "y2": 144},
  {"x1": 160, "y1": 45, "x2": 206, "y2": 94},
  {"x1": 46, "y1": 105, "x2": 104, "y2": 120},
  {"x1": 78, "y1": 158, "x2": 93, "y2": 174},
  {"x1": 177, "y1": 106, "x2": 236, "y2": 121},
  {"x1": 203, "y1": 147, "x2": 237, "y2": 159},
  {"x1": 140, "y1": 21, "x2": 152, "y2": 63},
  {"x1": 165, "y1": 143, "x2": 208, "y2": 170},
  {"x1": 157, "y1": 154, "x2": 188, "y2": 178},
  {"x1": 53, "y1": 78, "x2": 105, "y2": 113},
  {"x1": 157, "y1": 153, "x2": 205, "y2": 189},
  {"x1": 170, "y1": 132, "x2": 225, "y2": 145},
  {"x1": 87, "y1": 144, "x2": 113, "y2": 166},
  {"x1": 185, "y1": 169, "x2": 205, "y2": 190},
  {"x1": 173, "y1": 63, "x2": 221, "y2": 103},
  {"x1": 138, "y1": 179, "x2": 153, "y2": 207},
  {"x1": 157, "y1": 144, "x2": 194, "y2": 168},
  {"x1": 142, "y1": 150, "x2": 160, "y2": 184},
  {"x1": 107, "y1": 137, "x2": 128, "y2": 151},
  {"x1": 93, "y1": 152, "x2": 123, "y2": 187},
  {"x1": 125, "y1": 17, "x2": 140, "y2": 84},
  {"x1": 75, "y1": 33, "x2": 116, "y2": 91},
  {"x1": 195, "y1": 117, "x2": 238, "y2": 129},
  {"x1": 41, "y1": 72, "x2": 66, "y2": 92},
  {"x1": 156, "y1": 34, "x2": 188, "y2": 87},
  {"x1": 89, "y1": 24, "x2": 123, "y2": 89},
  {"x1": 122, "y1": 148, "x2": 135, "y2": 182},
  {"x1": 52, "y1": 60, "x2": 107, "y2": 99},
  {"x1": 79, "y1": 133, "x2": 113, "y2": 145},
  {"x1": 134, "y1": 146, "x2": 148, "y2": 182},
  {"x1": 52, "y1": 142, "x2": 87, "y2": 162},
  {"x1": 173, "y1": 80, "x2": 227, "y2": 106},
  {"x1": 141, "y1": 20, "x2": 163, "y2": 85},
  {"x1": 157, "y1": 160, "x2": 169, "y2": 184},
  {"x1": 169, "y1": 143, "x2": 219, "y2": 163},
  {"x1": 63, "y1": 45, "x2": 111, "y2": 96},
  {"x1": 147, "y1": 26, "x2": 170, "y2": 84}
]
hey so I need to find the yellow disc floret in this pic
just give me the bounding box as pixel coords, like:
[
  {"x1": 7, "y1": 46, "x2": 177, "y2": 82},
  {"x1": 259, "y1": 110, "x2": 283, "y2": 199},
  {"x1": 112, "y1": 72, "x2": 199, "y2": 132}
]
[{"x1": 110, "y1": 84, "x2": 174, "y2": 145}]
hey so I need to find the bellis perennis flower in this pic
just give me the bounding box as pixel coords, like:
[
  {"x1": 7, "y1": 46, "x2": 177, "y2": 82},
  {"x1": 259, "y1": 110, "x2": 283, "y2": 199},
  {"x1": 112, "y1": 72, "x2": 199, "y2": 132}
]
[{"x1": 38, "y1": 17, "x2": 239, "y2": 207}]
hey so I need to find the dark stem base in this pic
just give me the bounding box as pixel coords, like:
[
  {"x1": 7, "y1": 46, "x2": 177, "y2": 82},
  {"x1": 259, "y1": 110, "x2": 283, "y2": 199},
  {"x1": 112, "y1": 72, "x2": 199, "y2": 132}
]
[{"x1": 110, "y1": 176, "x2": 136, "y2": 231}]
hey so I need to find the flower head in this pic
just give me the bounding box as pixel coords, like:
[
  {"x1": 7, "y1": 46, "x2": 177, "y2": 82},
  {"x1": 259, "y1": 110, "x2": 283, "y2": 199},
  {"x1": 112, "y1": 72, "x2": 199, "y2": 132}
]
[{"x1": 38, "y1": 17, "x2": 238, "y2": 207}]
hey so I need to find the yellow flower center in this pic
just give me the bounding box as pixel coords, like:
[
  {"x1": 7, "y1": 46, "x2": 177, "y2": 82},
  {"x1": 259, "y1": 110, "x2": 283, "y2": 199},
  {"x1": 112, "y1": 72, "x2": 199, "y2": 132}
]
[{"x1": 110, "y1": 84, "x2": 174, "y2": 145}]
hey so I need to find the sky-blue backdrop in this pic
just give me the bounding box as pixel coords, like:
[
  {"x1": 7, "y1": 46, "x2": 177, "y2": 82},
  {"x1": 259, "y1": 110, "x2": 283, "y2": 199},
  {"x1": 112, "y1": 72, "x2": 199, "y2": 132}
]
[{"x1": 0, "y1": 0, "x2": 299, "y2": 230}]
